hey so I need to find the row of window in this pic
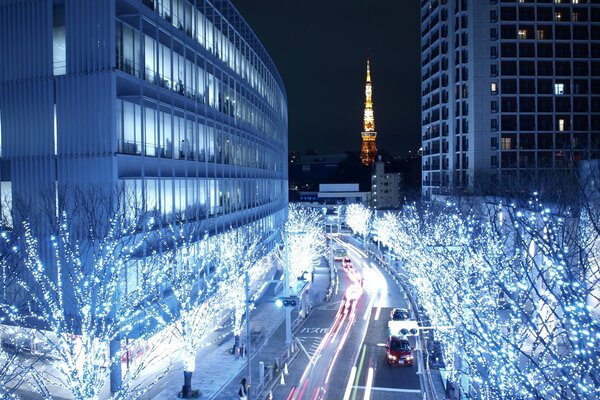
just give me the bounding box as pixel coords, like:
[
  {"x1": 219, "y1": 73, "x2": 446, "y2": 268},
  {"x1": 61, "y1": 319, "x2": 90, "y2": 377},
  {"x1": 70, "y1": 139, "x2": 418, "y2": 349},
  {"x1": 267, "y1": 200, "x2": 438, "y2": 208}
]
[
  {"x1": 495, "y1": 78, "x2": 600, "y2": 94},
  {"x1": 138, "y1": 0, "x2": 283, "y2": 115},
  {"x1": 494, "y1": 114, "x2": 600, "y2": 131},
  {"x1": 116, "y1": 21, "x2": 283, "y2": 143},
  {"x1": 498, "y1": 42, "x2": 599, "y2": 58},
  {"x1": 116, "y1": 99, "x2": 283, "y2": 172},
  {"x1": 497, "y1": 5, "x2": 600, "y2": 23},
  {"x1": 121, "y1": 177, "x2": 283, "y2": 222},
  {"x1": 495, "y1": 96, "x2": 595, "y2": 112}
]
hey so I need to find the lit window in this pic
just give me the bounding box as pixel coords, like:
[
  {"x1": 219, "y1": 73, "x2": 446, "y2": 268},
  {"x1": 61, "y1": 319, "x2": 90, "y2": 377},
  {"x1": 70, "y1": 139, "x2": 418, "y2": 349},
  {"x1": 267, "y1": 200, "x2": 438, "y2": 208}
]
[
  {"x1": 555, "y1": 12, "x2": 563, "y2": 21},
  {"x1": 501, "y1": 137, "x2": 512, "y2": 150},
  {"x1": 559, "y1": 119, "x2": 566, "y2": 131},
  {"x1": 518, "y1": 29, "x2": 528, "y2": 39},
  {"x1": 572, "y1": 12, "x2": 579, "y2": 22},
  {"x1": 491, "y1": 82, "x2": 497, "y2": 94},
  {"x1": 536, "y1": 30, "x2": 545, "y2": 40},
  {"x1": 554, "y1": 83, "x2": 565, "y2": 95}
]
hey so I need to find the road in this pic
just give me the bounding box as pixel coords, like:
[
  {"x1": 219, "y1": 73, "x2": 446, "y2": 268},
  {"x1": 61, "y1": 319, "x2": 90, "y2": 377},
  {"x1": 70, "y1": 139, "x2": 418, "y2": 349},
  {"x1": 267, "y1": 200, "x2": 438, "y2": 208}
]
[{"x1": 280, "y1": 236, "x2": 422, "y2": 400}]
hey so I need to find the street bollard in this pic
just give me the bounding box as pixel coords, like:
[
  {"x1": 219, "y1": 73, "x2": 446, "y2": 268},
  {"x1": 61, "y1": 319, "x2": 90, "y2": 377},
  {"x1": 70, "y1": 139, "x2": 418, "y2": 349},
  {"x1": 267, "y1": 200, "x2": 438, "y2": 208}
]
[{"x1": 259, "y1": 361, "x2": 264, "y2": 383}]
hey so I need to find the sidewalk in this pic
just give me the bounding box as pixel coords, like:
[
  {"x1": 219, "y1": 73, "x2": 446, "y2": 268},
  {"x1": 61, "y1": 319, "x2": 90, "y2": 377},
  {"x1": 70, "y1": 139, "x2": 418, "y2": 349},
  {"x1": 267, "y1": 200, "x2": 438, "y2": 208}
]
[{"x1": 146, "y1": 258, "x2": 333, "y2": 400}]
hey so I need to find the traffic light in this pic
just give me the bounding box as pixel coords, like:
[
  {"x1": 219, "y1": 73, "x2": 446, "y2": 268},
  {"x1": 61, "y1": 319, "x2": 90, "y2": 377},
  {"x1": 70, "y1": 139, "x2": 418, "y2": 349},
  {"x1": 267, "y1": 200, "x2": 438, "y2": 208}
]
[{"x1": 275, "y1": 296, "x2": 299, "y2": 307}]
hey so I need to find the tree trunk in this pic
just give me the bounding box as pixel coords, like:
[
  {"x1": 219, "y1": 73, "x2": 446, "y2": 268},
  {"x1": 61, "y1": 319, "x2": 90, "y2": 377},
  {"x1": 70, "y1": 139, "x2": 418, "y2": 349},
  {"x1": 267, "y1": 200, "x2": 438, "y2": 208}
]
[{"x1": 181, "y1": 370, "x2": 193, "y2": 397}]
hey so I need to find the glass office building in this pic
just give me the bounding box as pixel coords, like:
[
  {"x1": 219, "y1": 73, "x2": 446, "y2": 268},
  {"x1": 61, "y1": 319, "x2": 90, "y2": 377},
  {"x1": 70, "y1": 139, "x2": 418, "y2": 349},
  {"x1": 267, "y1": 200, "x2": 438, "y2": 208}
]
[
  {"x1": 421, "y1": 0, "x2": 600, "y2": 197},
  {"x1": 0, "y1": 0, "x2": 287, "y2": 288}
]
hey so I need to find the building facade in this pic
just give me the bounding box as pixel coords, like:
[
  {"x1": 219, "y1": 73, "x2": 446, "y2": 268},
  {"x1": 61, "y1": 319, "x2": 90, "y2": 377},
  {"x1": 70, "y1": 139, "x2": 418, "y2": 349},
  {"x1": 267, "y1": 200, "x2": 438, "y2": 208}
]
[
  {"x1": 421, "y1": 0, "x2": 600, "y2": 198},
  {"x1": 0, "y1": 0, "x2": 287, "y2": 288},
  {"x1": 371, "y1": 157, "x2": 403, "y2": 209}
]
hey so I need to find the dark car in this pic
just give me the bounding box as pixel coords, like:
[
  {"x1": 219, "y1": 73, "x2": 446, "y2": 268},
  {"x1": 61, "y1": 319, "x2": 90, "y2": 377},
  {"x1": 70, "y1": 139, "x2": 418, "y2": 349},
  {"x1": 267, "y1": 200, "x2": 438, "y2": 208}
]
[
  {"x1": 386, "y1": 336, "x2": 414, "y2": 366},
  {"x1": 343, "y1": 256, "x2": 351, "y2": 263},
  {"x1": 390, "y1": 308, "x2": 410, "y2": 321}
]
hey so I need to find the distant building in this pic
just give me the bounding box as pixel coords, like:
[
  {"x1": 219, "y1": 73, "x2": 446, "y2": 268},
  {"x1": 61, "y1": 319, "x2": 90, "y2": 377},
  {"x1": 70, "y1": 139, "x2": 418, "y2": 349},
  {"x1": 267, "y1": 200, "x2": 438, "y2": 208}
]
[
  {"x1": 289, "y1": 152, "x2": 371, "y2": 201},
  {"x1": 372, "y1": 156, "x2": 403, "y2": 209}
]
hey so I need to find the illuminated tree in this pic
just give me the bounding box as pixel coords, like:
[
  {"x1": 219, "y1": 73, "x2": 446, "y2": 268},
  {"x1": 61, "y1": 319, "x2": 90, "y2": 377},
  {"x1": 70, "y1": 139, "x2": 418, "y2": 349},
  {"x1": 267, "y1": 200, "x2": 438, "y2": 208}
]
[
  {"x1": 147, "y1": 220, "x2": 224, "y2": 398},
  {"x1": 385, "y1": 198, "x2": 600, "y2": 400},
  {"x1": 285, "y1": 204, "x2": 325, "y2": 284},
  {"x1": 0, "y1": 215, "x2": 165, "y2": 399},
  {"x1": 217, "y1": 225, "x2": 267, "y2": 342},
  {"x1": 345, "y1": 203, "x2": 372, "y2": 246}
]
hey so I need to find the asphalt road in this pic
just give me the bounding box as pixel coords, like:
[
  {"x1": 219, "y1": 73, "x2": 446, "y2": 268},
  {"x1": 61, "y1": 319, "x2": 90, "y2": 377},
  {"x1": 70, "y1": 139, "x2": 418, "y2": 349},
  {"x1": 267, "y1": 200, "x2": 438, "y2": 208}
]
[{"x1": 278, "y1": 236, "x2": 422, "y2": 400}]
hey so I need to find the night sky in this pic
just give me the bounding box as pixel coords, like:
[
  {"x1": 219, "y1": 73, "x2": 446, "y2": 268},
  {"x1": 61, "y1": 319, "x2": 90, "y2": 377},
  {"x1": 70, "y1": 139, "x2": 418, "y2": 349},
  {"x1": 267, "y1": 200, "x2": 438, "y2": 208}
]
[{"x1": 230, "y1": 0, "x2": 422, "y2": 157}]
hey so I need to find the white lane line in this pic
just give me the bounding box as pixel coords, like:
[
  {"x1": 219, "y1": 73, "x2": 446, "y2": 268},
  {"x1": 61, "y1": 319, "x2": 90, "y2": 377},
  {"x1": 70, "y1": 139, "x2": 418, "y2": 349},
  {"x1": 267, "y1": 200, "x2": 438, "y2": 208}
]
[
  {"x1": 363, "y1": 367, "x2": 374, "y2": 400},
  {"x1": 342, "y1": 366, "x2": 357, "y2": 400},
  {"x1": 295, "y1": 338, "x2": 312, "y2": 361},
  {"x1": 354, "y1": 385, "x2": 422, "y2": 393},
  {"x1": 374, "y1": 305, "x2": 382, "y2": 321}
]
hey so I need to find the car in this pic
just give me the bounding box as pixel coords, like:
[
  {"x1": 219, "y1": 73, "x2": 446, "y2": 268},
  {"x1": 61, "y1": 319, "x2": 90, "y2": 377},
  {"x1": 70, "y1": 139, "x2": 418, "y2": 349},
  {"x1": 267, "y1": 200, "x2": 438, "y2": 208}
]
[
  {"x1": 386, "y1": 336, "x2": 414, "y2": 366},
  {"x1": 390, "y1": 308, "x2": 410, "y2": 321},
  {"x1": 343, "y1": 256, "x2": 351, "y2": 263},
  {"x1": 343, "y1": 262, "x2": 354, "y2": 271}
]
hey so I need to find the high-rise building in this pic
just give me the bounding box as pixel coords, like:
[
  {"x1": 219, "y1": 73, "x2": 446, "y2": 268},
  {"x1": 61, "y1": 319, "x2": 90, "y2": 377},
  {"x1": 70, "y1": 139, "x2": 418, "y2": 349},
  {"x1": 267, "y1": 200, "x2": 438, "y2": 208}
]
[
  {"x1": 421, "y1": 0, "x2": 600, "y2": 198},
  {"x1": 360, "y1": 57, "x2": 377, "y2": 166},
  {"x1": 0, "y1": 0, "x2": 287, "y2": 299}
]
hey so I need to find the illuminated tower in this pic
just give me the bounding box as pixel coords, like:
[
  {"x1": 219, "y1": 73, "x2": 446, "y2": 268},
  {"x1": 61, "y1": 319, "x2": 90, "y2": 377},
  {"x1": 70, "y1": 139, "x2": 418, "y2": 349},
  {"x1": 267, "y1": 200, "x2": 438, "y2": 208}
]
[{"x1": 360, "y1": 57, "x2": 377, "y2": 166}]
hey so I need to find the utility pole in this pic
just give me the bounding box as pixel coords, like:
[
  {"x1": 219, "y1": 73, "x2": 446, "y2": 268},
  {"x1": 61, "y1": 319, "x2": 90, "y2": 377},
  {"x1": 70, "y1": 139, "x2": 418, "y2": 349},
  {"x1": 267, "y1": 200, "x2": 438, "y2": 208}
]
[
  {"x1": 245, "y1": 269, "x2": 252, "y2": 399},
  {"x1": 284, "y1": 230, "x2": 292, "y2": 349}
]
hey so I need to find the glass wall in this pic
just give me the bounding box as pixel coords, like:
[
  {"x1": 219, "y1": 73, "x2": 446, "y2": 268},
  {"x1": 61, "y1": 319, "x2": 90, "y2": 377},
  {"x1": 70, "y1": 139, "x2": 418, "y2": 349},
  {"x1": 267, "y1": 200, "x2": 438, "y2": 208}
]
[
  {"x1": 121, "y1": 175, "x2": 282, "y2": 221},
  {"x1": 131, "y1": 0, "x2": 287, "y2": 124},
  {"x1": 116, "y1": 99, "x2": 282, "y2": 171}
]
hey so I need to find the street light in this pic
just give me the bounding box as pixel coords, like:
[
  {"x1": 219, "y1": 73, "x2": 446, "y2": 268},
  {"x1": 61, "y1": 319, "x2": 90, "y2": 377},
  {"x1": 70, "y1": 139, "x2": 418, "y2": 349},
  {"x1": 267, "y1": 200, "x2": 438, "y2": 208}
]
[
  {"x1": 283, "y1": 230, "x2": 305, "y2": 351},
  {"x1": 322, "y1": 207, "x2": 334, "y2": 283}
]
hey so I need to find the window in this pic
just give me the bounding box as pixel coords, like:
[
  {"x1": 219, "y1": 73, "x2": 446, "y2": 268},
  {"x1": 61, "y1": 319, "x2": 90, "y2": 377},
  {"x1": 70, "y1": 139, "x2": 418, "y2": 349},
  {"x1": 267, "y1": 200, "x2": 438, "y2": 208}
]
[
  {"x1": 491, "y1": 82, "x2": 498, "y2": 94},
  {"x1": 536, "y1": 29, "x2": 545, "y2": 40},
  {"x1": 53, "y1": 3, "x2": 66, "y2": 76},
  {"x1": 554, "y1": 83, "x2": 565, "y2": 95},
  {"x1": 558, "y1": 118, "x2": 566, "y2": 131},
  {"x1": 501, "y1": 137, "x2": 512, "y2": 150},
  {"x1": 491, "y1": 64, "x2": 498, "y2": 76},
  {"x1": 491, "y1": 119, "x2": 499, "y2": 131},
  {"x1": 491, "y1": 100, "x2": 498, "y2": 113},
  {"x1": 518, "y1": 29, "x2": 528, "y2": 39}
]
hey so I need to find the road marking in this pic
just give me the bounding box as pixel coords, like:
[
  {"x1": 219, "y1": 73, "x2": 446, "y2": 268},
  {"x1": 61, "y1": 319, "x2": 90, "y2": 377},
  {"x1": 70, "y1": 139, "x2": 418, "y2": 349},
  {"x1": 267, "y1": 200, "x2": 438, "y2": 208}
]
[
  {"x1": 353, "y1": 386, "x2": 422, "y2": 393},
  {"x1": 295, "y1": 338, "x2": 313, "y2": 361},
  {"x1": 342, "y1": 366, "x2": 357, "y2": 400},
  {"x1": 363, "y1": 367, "x2": 374, "y2": 400}
]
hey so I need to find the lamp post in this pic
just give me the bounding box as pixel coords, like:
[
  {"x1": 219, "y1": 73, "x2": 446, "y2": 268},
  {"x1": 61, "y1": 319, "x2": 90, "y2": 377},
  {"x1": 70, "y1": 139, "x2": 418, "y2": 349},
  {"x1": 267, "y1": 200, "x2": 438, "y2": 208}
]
[
  {"x1": 283, "y1": 229, "x2": 305, "y2": 351},
  {"x1": 283, "y1": 230, "x2": 293, "y2": 350},
  {"x1": 322, "y1": 208, "x2": 334, "y2": 282},
  {"x1": 244, "y1": 269, "x2": 252, "y2": 399}
]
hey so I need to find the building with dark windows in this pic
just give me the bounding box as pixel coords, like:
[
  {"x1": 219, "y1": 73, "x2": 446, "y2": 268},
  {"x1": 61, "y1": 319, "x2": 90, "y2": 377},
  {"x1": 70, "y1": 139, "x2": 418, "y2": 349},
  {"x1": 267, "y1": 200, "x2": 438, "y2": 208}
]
[{"x1": 421, "y1": 0, "x2": 600, "y2": 198}]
